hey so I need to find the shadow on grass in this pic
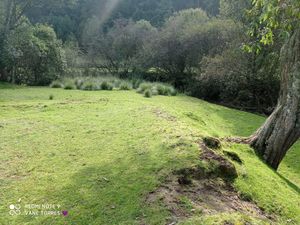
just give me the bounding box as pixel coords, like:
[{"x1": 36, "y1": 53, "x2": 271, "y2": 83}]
[
  {"x1": 0, "y1": 82, "x2": 22, "y2": 89},
  {"x1": 252, "y1": 145, "x2": 300, "y2": 195},
  {"x1": 40, "y1": 150, "x2": 174, "y2": 225},
  {"x1": 277, "y1": 173, "x2": 300, "y2": 194}
]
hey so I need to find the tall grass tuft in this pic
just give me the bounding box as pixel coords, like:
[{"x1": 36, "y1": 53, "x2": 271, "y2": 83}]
[
  {"x1": 144, "y1": 89, "x2": 152, "y2": 98},
  {"x1": 119, "y1": 81, "x2": 132, "y2": 90},
  {"x1": 50, "y1": 80, "x2": 63, "y2": 88},
  {"x1": 100, "y1": 81, "x2": 113, "y2": 90}
]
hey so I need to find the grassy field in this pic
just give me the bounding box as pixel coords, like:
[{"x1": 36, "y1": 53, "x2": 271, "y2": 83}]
[{"x1": 0, "y1": 84, "x2": 299, "y2": 225}]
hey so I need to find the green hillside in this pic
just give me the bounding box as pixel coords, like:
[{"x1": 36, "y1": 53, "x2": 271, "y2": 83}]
[{"x1": 0, "y1": 84, "x2": 299, "y2": 225}]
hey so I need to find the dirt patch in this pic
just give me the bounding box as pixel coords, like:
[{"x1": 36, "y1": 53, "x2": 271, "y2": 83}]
[
  {"x1": 153, "y1": 108, "x2": 177, "y2": 122},
  {"x1": 144, "y1": 141, "x2": 271, "y2": 224},
  {"x1": 146, "y1": 172, "x2": 270, "y2": 224}
]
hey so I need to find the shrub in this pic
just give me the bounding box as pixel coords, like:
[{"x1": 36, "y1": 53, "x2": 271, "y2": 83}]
[
  {"x1": 113, "y1": 79, "x2": 122, "y2": 88},
  {"x1": 64, "y1": 82, "x2": 76, "y2": 90},
  {"x1": 131, "y1": 79, "x2": 143, "y2": 89},
  {"x1": 100, "y1": 81, "x2": 113, "y2": 90},
  {"x1": 50, "y1": 80, "x2": 63, "y2": 88},
  {"x1": 49, "y1": 94, "x2": 54, "y2": 100},
  {"x1": 136, "y1": 82, "x2": 177, "y2": 97},
  {"x1": 151, "y1": 86, "x2": 159, "y2": 96},
  {"x1": 119, "y1": 82, "x2": 132, "y2": 90},
  {"x1": 136, "y1": 87, "x2": 144, "y2": 94},
  {"x1": 154, "y1": 83, "x2": 177, "y2": 96},
  {"x1": 137, "y1": 82, "x2": 152, "y2": 93},
  {"x1": 81, "y1": 81, "x2": 99, "y2": 91},
  {"x1": 74, "y1": 78, "x2": 84, "y2": 89},
  {"x1": 169, "y1": 87, "x2": 177, "y2": 96},
  {"x1": 156, "y1": 84, "x2": 167, "y2": 95},
  {"x1": 144, "y1": 89, "x2": 152, "y2": 98}
]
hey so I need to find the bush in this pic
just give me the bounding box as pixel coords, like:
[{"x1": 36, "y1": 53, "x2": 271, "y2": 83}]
[
  {"x1": 156, "y1": 84, "x2": 168, "y2": 95},
  {"x1": 137, "y1": 82, "x2": 152, "y2": 93},
  {"x1": 81, "y1": 81, "x2": 99, "y2": 91},
  {"x1": 50, "y1": 80, "x2": 63, "y2": 88},
  {"x1": 169, "y1": 87, "x2": 177, "y2": 96},
  {"x1": 119, "y1": 82, "x2": 132, "y2": 90},
  {"x1": 136, "y1": 82, "x2": 177, "y2": 97},
  {"x1": 100, "y1": 81, "x2": 113, "y2": 90},
  {"x1": 151, "y1": 86, "x2": 159, "y2": 96},
  {"x1": 144, "y1": 89, "x2": 152, "y2": 98},
  {"x1": 74, "y1": 78, "x2": 84, "y2": 89},
  {"x1": 131, "y1": 79, "x2": 143, "y2": 89},
  {"x1": 64, "y1": 82, "x2": 76, "y2": 90},
  {"x1": 113, "y1": 79, "x2": 122, "y2": 88},
  {"x1": 154, "y1": 83, "x2": 177, "y2": 96},
  {"x1": 49, "y1": 94, "x2": 54, "y2": 100}
]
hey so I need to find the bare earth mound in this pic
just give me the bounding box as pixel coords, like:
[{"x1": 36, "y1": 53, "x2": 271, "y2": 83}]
[{"x1": 145, "y1": 140, "x2": 272, "y2": 224}]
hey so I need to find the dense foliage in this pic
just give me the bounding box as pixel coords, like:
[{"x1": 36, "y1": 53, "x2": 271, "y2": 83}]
[{"x1": 0, "y1": 0, "x2": 285, "y2": 112}]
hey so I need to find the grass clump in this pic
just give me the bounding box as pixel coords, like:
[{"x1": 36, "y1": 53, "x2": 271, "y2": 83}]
[
  {"x1": 48, "y1": 77, "x2": 177, "y2": 97},
  {"x1": 119, "y1": 81, "x2": 132, "y2": 90},
  {"x1": 156, "y1": 83, "x2": 169, "y2": 95},
  {"x1": 50, "y1": 80, "x2": 63, "y2": 88},
  {"x1": 74, "y1": 78, "x2": 84, "y2": 89},
  {"x1": 63, "y1": 81, "x2": 76, "y2": 90},
  {"x1": 156, "y1": 83, "x2": 177, "y2": 96},
  {"x1": 100, "y1": 81, "x2": 113, "y2": 90},
  {"x1": 81, "y1": 80, "x2": 100, "y2": 91},
  {"x1": 137, "y1": 82, "x2": 177, "y2": 97},
  {"x1": 144, "y1": 89, "x2": 152, "y2": 98},
  {"x1": 131, "y1": 79, "x2": 143, "y2": 89},
  {"x1": 137, "y1": 82, "x2": 152, "y2": 93},
  {"x1": 49, "y1": 94, "x2": 54, "y2": 100}
]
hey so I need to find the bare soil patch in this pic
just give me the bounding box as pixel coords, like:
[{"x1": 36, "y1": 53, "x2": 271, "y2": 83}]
[{"x1": 145, "y1": 141, "x2": 271, "y2": 224}]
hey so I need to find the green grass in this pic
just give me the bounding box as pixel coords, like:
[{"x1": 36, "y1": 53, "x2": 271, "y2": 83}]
[{"x1": 0, "y1": 83, "x2": 299, "y2": 224}]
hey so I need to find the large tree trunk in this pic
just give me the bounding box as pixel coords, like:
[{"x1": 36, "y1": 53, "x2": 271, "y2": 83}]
[{"x1": 250, "y1": 29, "x2": 300, "y2": 170}]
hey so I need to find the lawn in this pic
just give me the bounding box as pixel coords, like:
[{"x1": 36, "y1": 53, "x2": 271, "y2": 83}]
[{"x1": 0, "y1": 84, "x2": 299, "y2": 225}]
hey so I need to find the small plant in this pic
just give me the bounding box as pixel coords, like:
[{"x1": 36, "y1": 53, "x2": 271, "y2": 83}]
[
  {"x1": 74, "y1": 78, "x2": 84, "y2": 89},
  {"x1": 100, "y1": 81, "x2": 113, "y2": 90},
  {"x1": 136, "y1": 82, "x2": 177, "y2": 97},
  {"x1": 112, "y1": 79, "x2": 122, "y2": 88},
  {"x1": 137, "y1": 82, "x2": 152, "y2": 93},
  {"x1": 169, "y1": 87, "x2": 177, "y2": 96},
  {"x1": 50, "y1": 80, "x2": 63, "y2": 88},
  {"x1": 131, "y1": 79, "x2": 143, "y2": 89},
  {"x1": 156, "y1": 83, "x2": 168, "y2": 95},
  {"x1": 144, "y1": 89, "x2": 152, "y2": 98},
  {"x1": 151, "y1": 86, "x2": 159, "y2": 96},
  {"x1": 154, "y1": 83, "x2": 177, "y2": 96},
  {"x1": 81, "y1": 81, "x2": 98, "y2": 91},
  {"x1": 49, "y1": 94, "x2": 54, "y2": 100},
  {"x1": 64, "y1": 82, "x2": 76, "y2": 90},
  {"x1": 119, "y1": 82, "x2": 132, "y2": 90}
]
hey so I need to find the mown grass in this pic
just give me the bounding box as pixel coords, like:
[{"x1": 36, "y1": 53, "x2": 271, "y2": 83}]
[{"x1": 0, "y1": 82, "x2": 299, "y2": 225}]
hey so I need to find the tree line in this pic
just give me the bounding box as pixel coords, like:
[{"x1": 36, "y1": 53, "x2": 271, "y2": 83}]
[{"x1": 0, "y1": 0, "x2": 281, "y2": 114}]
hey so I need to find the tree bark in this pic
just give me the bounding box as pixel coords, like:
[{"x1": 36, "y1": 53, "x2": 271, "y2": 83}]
[{"x1": 250, "y1": 28, "x2": 300, "y2": 170}]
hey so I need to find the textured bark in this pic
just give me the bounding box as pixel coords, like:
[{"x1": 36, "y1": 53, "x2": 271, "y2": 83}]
[{"x1": 250, "y1": 29, "x2": 300, "y2": 170}]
